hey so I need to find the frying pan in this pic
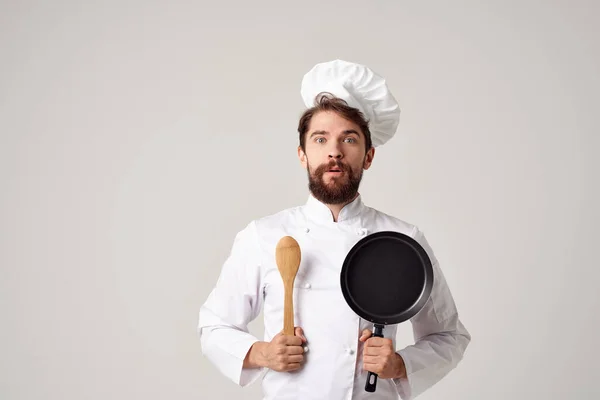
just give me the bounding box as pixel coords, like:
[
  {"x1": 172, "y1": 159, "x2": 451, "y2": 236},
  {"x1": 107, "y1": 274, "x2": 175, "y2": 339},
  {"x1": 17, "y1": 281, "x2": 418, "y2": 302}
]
[{"x1": 340, "y1": 230, "x2": 434, "y2": 392}]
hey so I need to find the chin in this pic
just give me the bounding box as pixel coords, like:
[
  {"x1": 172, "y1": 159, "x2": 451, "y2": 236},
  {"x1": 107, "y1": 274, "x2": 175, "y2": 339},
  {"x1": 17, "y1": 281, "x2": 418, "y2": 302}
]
[
  {"x1": 324, "y1": 179, "x2": 342, "y2": 187},
  {"x1": 323, "y1": 175, "x2": 345, "y2": 182}
]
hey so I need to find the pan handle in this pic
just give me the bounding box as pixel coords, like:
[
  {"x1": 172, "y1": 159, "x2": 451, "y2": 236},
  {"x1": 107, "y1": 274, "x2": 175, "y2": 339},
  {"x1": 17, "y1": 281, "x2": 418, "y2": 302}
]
[{"x1": 364, "y1": 323, "x2": 384, "y2": 392}]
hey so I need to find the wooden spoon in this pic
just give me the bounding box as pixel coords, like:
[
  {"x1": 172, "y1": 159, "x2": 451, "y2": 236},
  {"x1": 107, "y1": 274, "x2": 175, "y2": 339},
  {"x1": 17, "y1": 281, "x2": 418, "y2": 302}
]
[{"x1": 275, "y1": 236, "x2": 301, "y2": 336}]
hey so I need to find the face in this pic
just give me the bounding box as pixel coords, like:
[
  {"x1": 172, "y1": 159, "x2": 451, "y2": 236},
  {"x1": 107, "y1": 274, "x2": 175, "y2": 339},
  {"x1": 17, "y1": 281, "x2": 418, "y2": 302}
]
[{"x1": 298, "y1": 111, "x2": 375, "y2": 205}]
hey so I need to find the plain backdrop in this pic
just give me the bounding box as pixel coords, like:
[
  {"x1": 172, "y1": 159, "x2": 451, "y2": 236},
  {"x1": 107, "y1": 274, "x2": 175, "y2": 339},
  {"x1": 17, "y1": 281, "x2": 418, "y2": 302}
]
[{"x1": 1, "y1": 0, "x2": 599, "y2": 399}]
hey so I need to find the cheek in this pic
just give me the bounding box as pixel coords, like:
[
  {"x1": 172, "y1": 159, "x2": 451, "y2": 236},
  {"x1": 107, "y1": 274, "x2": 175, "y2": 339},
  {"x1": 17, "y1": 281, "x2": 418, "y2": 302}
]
[
  {"x1": 306, "y1": 143, "x2": 330, "y2": 156},
  {"x1": 348, "y1": 156, "x2": 365, "y2": 171},
  {"x1": 305, "y1": 151, "x2": 327, "y2": 167}
]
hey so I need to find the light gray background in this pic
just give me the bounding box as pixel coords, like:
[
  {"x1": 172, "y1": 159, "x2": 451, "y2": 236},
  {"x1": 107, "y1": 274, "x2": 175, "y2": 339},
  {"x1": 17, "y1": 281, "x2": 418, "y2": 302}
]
[{"x1": 1, "y1": 1, "x2": 598, "y2": 399}]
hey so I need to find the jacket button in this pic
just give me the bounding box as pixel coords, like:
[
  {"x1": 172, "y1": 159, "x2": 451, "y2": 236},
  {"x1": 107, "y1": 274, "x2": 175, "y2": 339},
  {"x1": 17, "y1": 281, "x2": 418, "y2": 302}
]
[
  {"x1": 304, "y1": 283, "x2": 311, "y2": 289},
  {"x1": 347, "y1": 348, "x2": 355, "y2": 355},
  {"x1": 305, "y1": 227, "x2": 310, "y2": 233},
  {"x1": 358, "y1": 228, "x2": 367, "y2": 236}
]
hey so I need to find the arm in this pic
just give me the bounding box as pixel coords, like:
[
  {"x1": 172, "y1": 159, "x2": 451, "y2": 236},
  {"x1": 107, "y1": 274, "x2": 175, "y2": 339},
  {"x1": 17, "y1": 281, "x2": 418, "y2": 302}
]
[
  {"x1": 393, "y1": 228, "x2": 472, "y2": 399},
  {"x1": 197, "y1": 221, "x2": 265, "y2": 387}
]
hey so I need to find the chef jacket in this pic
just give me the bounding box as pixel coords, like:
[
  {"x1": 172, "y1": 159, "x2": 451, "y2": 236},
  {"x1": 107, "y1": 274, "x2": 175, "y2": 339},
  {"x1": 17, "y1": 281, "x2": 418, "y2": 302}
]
[{"x1": 197, "y1": 193, "x2": 471, "y2": 399}]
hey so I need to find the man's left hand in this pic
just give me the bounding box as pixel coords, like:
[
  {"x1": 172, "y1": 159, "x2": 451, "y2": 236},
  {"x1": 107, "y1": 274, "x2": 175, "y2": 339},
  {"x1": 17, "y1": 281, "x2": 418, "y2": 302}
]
[{"x1": 359, "y1": 329, "x2": 407, "y2": 379}]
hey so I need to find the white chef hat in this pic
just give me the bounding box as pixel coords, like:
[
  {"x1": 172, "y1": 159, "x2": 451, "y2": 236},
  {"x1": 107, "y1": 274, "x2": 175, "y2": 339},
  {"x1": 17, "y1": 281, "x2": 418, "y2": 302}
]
[{"x1": 300, "y1": 59, "x2": 401, "y2": 147}]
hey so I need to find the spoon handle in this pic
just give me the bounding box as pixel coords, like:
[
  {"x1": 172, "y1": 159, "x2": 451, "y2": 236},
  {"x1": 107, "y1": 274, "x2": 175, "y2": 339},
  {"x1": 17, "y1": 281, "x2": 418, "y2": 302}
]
[{"x1": 283, "y1": 280, "x2": 295, "y2": 335}]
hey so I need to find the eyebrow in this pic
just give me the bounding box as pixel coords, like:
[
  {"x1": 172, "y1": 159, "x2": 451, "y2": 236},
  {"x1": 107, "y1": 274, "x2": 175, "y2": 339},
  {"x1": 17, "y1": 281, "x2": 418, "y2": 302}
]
[{"x1": 309, "y1": 129, "x2": 361, "y2": 138}]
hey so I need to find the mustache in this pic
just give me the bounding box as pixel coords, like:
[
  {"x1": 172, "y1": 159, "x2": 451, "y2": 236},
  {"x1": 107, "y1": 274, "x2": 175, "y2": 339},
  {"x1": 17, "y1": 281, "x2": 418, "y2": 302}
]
[{"x1": 316, "y1": 159, "x2": 349, "y2": 172}]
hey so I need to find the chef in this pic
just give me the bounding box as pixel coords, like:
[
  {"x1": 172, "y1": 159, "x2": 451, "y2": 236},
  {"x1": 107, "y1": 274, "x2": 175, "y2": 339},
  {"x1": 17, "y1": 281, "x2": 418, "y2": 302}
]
[{"x1": 197, "y1": 59, "x2": 471, "y2": 399}]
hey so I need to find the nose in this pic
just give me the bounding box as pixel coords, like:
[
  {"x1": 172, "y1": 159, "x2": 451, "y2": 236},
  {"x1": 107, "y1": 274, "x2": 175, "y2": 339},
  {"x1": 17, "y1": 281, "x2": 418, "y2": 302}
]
[{"x1": 328, "y1": 143, "x2": 343, "y2": 159}]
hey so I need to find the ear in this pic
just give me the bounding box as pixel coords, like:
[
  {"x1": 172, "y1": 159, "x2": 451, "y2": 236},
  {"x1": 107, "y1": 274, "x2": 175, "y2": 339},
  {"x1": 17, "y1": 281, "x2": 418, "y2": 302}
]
[
  {"x1": 363, "y1": 147, "x2": 375, "y2": 170},
  {"x1": 298, "y1": 146, "x2": 308, "y2": 169}
]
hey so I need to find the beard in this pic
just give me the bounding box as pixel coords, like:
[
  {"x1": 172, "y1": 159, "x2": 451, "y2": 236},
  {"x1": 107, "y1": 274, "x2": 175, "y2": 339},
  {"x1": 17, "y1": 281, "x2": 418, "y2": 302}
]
[{"x1": 307, "y1": 158, "x2": 364, "y2": 205}]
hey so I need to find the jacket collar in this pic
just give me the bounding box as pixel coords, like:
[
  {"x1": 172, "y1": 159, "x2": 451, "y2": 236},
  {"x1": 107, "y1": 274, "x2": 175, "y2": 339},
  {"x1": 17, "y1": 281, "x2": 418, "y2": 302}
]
[{"x1": 304, "y1": 192, "x2": 366, "y2": 223}]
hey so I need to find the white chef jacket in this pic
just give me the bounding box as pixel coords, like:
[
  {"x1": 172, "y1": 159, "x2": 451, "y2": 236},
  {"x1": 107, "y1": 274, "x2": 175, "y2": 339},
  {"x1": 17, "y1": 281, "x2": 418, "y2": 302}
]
[{"x1": 197, "y1": 193, "x2": 471, "y2": 400}]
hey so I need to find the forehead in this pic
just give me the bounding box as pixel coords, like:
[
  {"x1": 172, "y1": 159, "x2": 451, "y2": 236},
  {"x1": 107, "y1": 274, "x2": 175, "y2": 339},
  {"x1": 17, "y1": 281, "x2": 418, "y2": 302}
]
[{"x1": 308, "y1": 111, "x2": 363, "y2": 134}]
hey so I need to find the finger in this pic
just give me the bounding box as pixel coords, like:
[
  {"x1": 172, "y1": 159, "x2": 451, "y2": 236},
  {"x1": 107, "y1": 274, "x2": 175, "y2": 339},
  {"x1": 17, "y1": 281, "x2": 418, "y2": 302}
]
[
  {"x1": 286, "y1": 345, "x2": 305, "y2": 355},
  {"x1": 286, "y1": 354, "x2": 304, "y2": 364},
  {"x1": 363, "y1": 346, "x2": 382, "y2": 356},
  {"x1": 273, "y1": 331, "x2": 290, "y2": 343},
  {"x1": 362, "y1": 361, "x2": 379, "y2": 372},
  {"x1": 365, "y1": 337, "x2": 389, "y2": 347},
  {"x1": 286, "y1": 362, "x2": 302, "y2": 371},
  {"x1": 362, "y1": 355, "x2": 378, "y2": 364},
  {"x1": 280, "y1": 335, "x2": 303, "y2": 346},
  {"x1": 294, "y1": 327, "x2": 307, "y2": 343},
  {"x1": 359, "y1": 329, "x2": 372, "y2": 342}
]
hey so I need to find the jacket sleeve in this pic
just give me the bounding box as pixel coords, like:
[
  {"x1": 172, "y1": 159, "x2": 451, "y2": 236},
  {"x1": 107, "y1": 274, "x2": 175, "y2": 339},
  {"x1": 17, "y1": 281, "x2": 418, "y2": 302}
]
[
  {"x1": 197, "y1": 220, "x2": 265, "y2": 387},
  {"x1": 394, "y1": 227, "x2": 472, "y2": 399}
]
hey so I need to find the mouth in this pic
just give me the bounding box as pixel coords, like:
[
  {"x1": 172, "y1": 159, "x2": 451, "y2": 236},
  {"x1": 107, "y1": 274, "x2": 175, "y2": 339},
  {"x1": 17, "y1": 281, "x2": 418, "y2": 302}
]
[{"x1": 327, "y1": 164, "x2": 344, "y2": 172}]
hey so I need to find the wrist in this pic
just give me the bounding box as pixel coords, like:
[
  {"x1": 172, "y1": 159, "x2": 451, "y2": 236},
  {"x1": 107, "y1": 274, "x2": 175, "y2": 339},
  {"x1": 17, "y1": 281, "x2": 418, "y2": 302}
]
[
  {"x1": 394, "y1": 353, "x2": 407, "y2": 379},
  {"x1": 245, "y1": 341, "x2": 268, "y2": 369}
]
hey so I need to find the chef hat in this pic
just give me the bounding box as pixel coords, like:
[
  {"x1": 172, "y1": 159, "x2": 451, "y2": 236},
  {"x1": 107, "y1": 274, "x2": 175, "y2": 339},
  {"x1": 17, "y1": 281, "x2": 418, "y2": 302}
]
[{"x1": 300, "y1": 59, "x2": 401, "y2": 147}]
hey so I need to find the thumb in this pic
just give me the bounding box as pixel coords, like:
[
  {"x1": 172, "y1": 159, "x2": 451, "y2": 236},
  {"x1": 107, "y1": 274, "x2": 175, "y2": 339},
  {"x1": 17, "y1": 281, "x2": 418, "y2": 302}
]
[
  {"x1": 359, "y1": 329, "x2": 372, "y2": 342},
  {"x1": 295, "y1": 326, "x2": 307, "y2": 343}
]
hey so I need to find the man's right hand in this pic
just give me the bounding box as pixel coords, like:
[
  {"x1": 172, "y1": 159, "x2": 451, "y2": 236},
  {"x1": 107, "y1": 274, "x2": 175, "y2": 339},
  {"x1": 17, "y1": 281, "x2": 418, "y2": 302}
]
[{"x1": 244, "y1": 327, "x2": 307, "y2": 372}]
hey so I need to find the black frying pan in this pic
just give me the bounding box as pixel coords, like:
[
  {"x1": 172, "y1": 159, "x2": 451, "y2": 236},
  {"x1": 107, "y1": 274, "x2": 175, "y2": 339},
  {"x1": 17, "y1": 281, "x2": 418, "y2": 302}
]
[{"x1": 340, "y1": 230, "x2": 434, "y2": 392}]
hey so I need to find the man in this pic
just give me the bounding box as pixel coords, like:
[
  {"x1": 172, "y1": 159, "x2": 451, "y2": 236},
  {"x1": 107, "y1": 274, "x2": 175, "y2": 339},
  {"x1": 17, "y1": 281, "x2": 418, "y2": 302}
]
[{"x1": 197, "y1": 60, "x2": 471, "y2": 399}]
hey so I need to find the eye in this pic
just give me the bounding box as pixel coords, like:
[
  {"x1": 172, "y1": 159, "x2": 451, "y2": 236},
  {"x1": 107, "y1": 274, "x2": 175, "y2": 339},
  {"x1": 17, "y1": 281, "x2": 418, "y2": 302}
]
[
  {"x1": 344, "y1": 137, "x2": 357, "y2": 143},
  {"x1": 315, "y1": 137, "x2": 326, "y2": 144}
]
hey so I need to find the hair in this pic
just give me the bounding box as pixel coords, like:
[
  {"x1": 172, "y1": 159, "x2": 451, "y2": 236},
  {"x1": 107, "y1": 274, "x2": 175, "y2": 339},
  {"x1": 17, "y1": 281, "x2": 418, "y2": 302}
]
[{"x1": 297, "y1": 92, "x2": 372, "y2": 152}]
